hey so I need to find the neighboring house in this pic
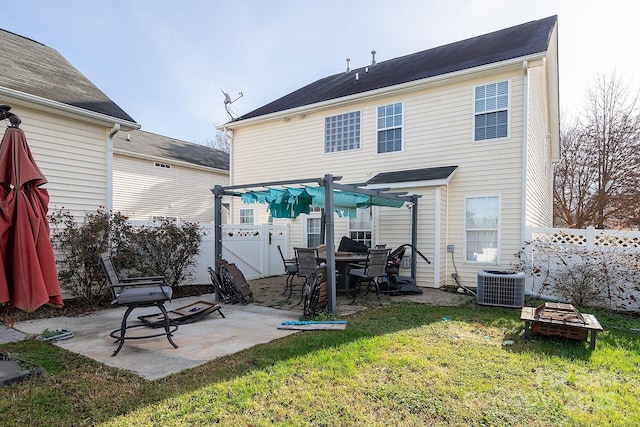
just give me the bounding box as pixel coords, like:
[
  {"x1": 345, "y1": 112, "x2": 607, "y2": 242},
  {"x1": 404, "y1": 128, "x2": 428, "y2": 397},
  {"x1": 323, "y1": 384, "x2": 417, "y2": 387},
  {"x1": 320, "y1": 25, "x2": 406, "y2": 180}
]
[
  {"x1": 221, "y1": 16, "x2": 560, "y2": 289},
  {"x1": 0, "y1": 29, "x2": 139, "y2": 219},
  {"x1": 112, "y1": 130, "x2": 229, "y2": 223}
]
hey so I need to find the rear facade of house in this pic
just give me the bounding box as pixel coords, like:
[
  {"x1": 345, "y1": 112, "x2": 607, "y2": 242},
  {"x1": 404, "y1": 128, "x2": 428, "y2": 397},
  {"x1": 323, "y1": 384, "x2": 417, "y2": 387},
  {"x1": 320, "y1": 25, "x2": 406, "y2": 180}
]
[{"x1": 223, "y1": 16, "x2": 560, "y2": 288}]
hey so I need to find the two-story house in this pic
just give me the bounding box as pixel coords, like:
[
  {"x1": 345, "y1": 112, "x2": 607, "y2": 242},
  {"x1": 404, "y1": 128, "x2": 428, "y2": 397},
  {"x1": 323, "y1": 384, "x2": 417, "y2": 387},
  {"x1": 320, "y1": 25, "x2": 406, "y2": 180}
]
[{"x1": 220, "y1": 16, "x2": 560, "y2": 290}]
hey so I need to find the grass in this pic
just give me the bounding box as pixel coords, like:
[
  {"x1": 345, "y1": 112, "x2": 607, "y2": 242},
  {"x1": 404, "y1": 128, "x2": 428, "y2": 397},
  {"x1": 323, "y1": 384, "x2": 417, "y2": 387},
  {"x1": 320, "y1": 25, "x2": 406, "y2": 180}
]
[{"x1": 1, "y1": 300, "x2": 639, "y2": 426}]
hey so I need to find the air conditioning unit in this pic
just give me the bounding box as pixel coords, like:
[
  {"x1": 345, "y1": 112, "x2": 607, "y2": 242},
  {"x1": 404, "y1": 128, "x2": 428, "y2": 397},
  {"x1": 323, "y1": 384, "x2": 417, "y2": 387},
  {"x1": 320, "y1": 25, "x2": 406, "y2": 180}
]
[{"x1": 476, "y1": 270, "x2": 525, "y2": 308}]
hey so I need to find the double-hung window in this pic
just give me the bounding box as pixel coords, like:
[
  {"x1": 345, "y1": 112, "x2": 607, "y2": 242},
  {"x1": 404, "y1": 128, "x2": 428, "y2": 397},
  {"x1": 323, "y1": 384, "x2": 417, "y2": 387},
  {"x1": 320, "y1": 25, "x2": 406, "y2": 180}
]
[
  {"x1": 239, "y1": 208, "x2": 254, "y2": 225},
  {"x1": 324, "y1": 111, "x2": 360, "y2": 153},
  {"x1": 474, "y1": 81, "x2": 508, "y2": 141},
  {"x1": 305, "y1": 207, "x2": 322, "y2": 248},
  {"x1": 377, "y1": 102, "x2": 402, "y2": 153},
  {"x1": 349, "y1": 207, "x2": 373, "y2": 247},
  {"x1": 465, "y1": 196, "x2": 499, "y2": 263}
]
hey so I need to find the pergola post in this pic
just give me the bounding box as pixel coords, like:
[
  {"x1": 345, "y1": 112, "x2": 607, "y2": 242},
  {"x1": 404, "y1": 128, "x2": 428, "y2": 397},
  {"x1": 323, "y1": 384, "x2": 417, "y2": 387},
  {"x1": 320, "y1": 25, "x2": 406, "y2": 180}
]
[
  {"x1": 323, "y1": 174, "x2": 337, "y2": 316},
  {"x1": 411, "y1": 194, "x2": 418, "y2": 279},
  {"x1": 213, "y1": 185, "x2": 223, "y2": 269}
]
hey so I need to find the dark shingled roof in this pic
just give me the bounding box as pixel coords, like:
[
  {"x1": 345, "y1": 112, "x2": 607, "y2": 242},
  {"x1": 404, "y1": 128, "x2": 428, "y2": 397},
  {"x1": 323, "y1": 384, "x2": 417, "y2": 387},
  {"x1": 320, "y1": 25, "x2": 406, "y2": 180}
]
[
  {"x1": 113, "y1": 130, "x2": 229, "y2": 171},
  {"x1": 367, "y1": 166, "x2": 458, "y2": 185},
  {"x1": 236, "y1": 16, "x2": 557, "y2": 122},
  {"x1": 0, "y1": 29, "x2": 136, "y2": 123}
]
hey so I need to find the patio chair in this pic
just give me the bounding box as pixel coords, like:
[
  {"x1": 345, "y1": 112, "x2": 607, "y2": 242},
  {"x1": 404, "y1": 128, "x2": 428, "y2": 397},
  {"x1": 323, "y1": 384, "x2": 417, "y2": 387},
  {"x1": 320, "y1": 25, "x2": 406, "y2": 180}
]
[
  {"x1": 348, "y1": 248, "x2": 391, "y2": 305},
  {"x1": 219, "y1": 261, "x2": 254, "y2": 305},
  {"x1": 207, "y1": 266, "x2": 235, "y2": 304},
  {"x1": 294, "y1": 247, "x2": 320, "y2": 305},
  {"x1": 99, "y1": 252, "x2": 178, "y2": 357},
  {"x1": 302, "y1": 266, "x2": 328, "y2": 319},
  {"x1": 277, "y1": 245, "x2": 298, "y2": 298}
]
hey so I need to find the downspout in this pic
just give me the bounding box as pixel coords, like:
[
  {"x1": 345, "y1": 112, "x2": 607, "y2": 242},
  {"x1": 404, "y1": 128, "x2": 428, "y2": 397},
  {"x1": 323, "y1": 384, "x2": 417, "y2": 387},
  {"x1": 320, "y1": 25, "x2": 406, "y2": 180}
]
[
  {"x1": 520, "y1": 61, "x2": 529, "y2": 247},
  {"x1": 107, "y1": 123, "x2": 120, "y2": 212}
]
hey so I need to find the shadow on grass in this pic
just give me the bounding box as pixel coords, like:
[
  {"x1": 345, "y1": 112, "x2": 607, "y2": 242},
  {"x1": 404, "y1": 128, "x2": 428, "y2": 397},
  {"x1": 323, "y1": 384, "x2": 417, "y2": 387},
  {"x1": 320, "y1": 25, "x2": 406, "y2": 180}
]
[{"x1": 1, "y1": 299, "x2": 637, "y2": 426}]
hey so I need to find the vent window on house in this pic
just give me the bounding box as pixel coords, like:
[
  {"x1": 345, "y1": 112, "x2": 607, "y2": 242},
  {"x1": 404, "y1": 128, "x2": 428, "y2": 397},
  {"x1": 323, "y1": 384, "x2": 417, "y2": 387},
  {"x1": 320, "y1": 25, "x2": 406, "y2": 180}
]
[
  {"x1": 151, "y1": 215, "x2": 178, "y2": 222},
  {"x1": 324, "y1": 111, "x2": 361, "y2": 153},
  {"x1": 154, "y1": 162, "x2": 171, "y2": 169},
  {"x1": 474, "y1": 81, "x2": 508, "y2": 141},
  {"x1": 377, "y1": 102, "x2": 402, "y2": 153}
]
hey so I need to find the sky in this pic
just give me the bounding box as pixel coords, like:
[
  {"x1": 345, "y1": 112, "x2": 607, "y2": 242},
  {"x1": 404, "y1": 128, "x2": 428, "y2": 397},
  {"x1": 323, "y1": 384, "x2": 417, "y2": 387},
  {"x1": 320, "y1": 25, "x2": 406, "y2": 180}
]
[{"x1": 1, "y1": 0, "x2": 638, "y2": 145}]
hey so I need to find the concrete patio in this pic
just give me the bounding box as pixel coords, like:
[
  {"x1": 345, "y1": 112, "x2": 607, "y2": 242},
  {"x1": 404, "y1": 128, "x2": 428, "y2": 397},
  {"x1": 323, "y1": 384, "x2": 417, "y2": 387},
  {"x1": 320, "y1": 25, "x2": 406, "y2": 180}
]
[{"x1": 7, "y1": 275, "x2": 471, "y2": 380}]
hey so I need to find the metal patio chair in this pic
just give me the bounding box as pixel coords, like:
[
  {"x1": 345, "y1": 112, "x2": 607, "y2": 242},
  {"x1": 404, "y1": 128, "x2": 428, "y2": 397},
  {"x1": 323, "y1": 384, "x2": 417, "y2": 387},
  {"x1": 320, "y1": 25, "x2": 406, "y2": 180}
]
[
  {"x1": 277, "y1": 244, "x2": 299, "y2": 298},
  {"x1": 348, "y1": 248, "x2": 391, "y2": 305},
  {"x1": 99, "y1": 252, "x2": 178, "y2": 357},
  {"x1": 294, "y1": 247, "x2": 319, "y2": 306}
]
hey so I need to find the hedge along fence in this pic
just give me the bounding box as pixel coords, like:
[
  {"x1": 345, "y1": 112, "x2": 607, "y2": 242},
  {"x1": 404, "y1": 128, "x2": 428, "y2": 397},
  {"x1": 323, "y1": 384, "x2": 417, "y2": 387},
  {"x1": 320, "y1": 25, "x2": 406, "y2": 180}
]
[{"x1": 516, "y1": 226, "x2": 640, "y2": 313}]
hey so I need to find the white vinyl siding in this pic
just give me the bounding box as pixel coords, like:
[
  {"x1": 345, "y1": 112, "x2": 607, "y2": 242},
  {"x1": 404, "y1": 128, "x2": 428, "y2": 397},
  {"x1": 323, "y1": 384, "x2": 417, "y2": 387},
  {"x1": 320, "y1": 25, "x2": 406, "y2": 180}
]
[
  {"x1": 113, "y1": 154, "x2": 227, "y2": 223},
  {"x1": 524, "y1": 62, "x2": 554, "y2": 227},
  {"x1": 11, "y1": 107, "x2": 108, "y2": 219},
  {"x1": 231, "y1": 67, "x2": 528, "y2": 287}
]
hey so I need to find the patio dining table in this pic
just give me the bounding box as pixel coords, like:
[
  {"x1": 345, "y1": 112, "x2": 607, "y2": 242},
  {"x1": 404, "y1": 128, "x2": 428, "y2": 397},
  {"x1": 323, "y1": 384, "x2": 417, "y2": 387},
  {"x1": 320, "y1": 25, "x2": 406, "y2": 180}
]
[{"x1": 317, "y1": 251, "x2": 368, "y2": 297}]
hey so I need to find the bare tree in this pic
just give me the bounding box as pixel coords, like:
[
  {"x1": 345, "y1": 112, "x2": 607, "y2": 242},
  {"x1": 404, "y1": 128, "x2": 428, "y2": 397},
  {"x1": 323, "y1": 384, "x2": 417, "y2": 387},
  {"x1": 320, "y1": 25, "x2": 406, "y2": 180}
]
[
  {"x1": 554, "y1": 73, "x2": 640, "y2": 229},
  {"x1": 206, "y1": 130, "x2": 231, "y2": 154}
]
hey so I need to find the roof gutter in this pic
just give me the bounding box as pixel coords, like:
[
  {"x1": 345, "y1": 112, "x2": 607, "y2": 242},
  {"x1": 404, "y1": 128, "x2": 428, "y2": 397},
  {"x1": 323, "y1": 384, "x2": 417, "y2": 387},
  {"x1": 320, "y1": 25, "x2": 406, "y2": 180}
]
[
  {"x1": 222, "y1": 52, "x2": 548, "y2": 131},
  {"x1": 0, "y1": 86, "x2": 140, "y2": 130}
]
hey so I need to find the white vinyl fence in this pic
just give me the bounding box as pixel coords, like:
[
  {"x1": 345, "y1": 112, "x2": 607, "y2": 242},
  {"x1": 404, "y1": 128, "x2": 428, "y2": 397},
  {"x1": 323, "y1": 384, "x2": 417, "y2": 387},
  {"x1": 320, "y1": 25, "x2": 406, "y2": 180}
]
[
  {"x1": 130, "y1": 221, "x2": 289, "y2": 284},
  {"x1": 523, "y1": 225, "x2": 640, "y2": 312}
]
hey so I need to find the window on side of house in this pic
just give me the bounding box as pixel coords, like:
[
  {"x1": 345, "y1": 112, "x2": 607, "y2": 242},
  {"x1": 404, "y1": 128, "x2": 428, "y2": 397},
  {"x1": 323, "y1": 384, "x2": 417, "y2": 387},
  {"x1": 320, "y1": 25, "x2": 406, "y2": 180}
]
[
  {"x1": 474, "y1": 81, "x2": 508, "y2": 141},
  {"x1": 324, "y1": 111, "x2": 361, "y2": 153},
  {"x1": 239, "y1": 208, "x2": 255, "y2": 224},
  {"x1": 349, "y1": 207, "x2": 373, "y2": 247},
  {"x1": 305, "y1": 207, "x2": 323, "y2": 248},
  {"x1": 377, "y1": 102, "x2": 402, "y2": 153},
  {"x1": 465, "y1": 196, "x2": 499, "y2": 263}
]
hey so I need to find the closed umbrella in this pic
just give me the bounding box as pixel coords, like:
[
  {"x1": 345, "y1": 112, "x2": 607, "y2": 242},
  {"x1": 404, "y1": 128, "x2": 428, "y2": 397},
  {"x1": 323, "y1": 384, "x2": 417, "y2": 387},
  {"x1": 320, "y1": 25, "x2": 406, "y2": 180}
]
[{"x1": 0, "y1": 123, "x2": 63, "y2": 313}]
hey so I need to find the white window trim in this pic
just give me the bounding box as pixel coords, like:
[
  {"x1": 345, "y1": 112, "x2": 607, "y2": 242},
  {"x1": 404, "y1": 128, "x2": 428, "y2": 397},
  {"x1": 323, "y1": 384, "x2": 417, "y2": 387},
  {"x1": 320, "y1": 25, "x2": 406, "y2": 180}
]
[
  {"x1": 323, "y1": 109, "x2": 363, "y2": 154},
  {"x1": 376, "y1": 101, "x2": 404, "y2": 155},
  {"x1": 302, "y1": 210, "x2": 322, "y2": 248},
  {"x1": 348, "y1": 207, "x2": 374, "y2": 247},
  {"x1": 471, "y1": 80, "x2": 511, "y2": 143},
  {"x1": 239, "y1": 208, "x2": 255, "y2": 225},
  {"x1": 463, "y1": 195, "x2": 501, "y2": 264}
]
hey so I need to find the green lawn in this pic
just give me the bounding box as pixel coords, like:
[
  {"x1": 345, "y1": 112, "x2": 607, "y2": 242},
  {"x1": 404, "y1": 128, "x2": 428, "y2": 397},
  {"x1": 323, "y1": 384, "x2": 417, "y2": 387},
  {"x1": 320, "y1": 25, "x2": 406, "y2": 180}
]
[{"x1": 1, "y1": 301, "x2": 639, "y2": 426}]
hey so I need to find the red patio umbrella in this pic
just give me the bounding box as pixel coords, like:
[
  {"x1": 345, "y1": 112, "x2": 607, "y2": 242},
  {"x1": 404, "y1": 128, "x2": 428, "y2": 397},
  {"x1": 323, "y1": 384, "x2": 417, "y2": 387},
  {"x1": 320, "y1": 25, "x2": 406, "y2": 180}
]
[{"x1": 0, "y1": 125, "x2": 63, "y2": 313}]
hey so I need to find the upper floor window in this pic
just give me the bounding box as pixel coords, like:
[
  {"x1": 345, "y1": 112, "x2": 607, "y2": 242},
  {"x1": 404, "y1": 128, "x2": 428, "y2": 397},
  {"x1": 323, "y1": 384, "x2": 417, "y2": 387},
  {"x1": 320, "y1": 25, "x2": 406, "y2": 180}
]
[
  {"x1": 474, "y1": 81, "x2": 508, "y2": 141},
  {"x1": 239, "y1": 208, "x2": 254, "y2": 224},
  {"x1": 465, "y1": 196, "x2": 499, "y2": 263},
  {"x1": 377, "y1": 102, "x2": 402, "y2": 153},
  {"x1": 325, "y1": 111, "x2": 361, "y2": 153}
]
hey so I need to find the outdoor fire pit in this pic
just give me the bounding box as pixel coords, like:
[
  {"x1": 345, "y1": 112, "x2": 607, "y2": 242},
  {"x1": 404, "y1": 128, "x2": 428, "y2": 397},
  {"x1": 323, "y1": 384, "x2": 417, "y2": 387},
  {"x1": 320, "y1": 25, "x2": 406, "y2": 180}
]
[{"x1": 520, "y1": 303, "x2": 603, "y2": 349}]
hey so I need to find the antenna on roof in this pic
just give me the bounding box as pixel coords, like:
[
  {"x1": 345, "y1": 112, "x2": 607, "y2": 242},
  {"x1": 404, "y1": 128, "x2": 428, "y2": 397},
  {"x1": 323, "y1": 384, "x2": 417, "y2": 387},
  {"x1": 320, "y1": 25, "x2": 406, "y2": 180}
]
[{"x1": 221, "y1": 89, "x2": 243, "y2": 120}]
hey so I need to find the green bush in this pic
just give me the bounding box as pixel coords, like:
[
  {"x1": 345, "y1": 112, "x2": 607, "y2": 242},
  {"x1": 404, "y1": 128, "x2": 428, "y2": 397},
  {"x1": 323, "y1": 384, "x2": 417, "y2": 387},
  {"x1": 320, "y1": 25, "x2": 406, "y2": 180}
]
[
  {"x1": 50, "y1": 209, "x2": 204, "y2": 303},
  {"x1": 49, "y1": 208, "x2": 133, "y2": 305},
  {"x1": 127, "y1": 219, "x2": 204, "y2": 289}
]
